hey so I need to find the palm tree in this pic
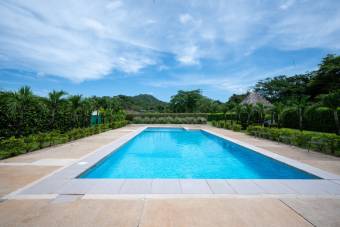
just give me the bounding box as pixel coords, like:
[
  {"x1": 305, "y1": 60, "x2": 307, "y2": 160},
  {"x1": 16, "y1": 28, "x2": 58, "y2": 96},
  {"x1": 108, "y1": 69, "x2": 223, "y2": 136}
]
[
  {"x1": 319, "y1": 90, "x2": 340, "y2": 135},
  {"x1": 91, "y1": 96, "x2": 101, "y2": 124},
  {"x1": 46, "y1": 90, "x2": 67, "y2": 128},
  {"x1": 6, "y1": 86, "x2": 35, "y2": 134},
  {"x1": 234, "y1": 104, "x2": 242, "y2": 124},
  {"x1": 80, "y1": 98, "x2": 92, "y2": 127},
  {"x1": 271, "y1": 102, "x2": 285, "y2": 128},
  {"x1": 243, "y1": 104, "x2": 253, "y2": 126},
  {"x1": 255, "y1": 103, "x2": 266, "y2": 126},
  {"x1": 290, "y1": 95, "x2": 309, "y2": 131},
  {"x1": 69, "y1": 95, "x2": 82, "y2": 127}
]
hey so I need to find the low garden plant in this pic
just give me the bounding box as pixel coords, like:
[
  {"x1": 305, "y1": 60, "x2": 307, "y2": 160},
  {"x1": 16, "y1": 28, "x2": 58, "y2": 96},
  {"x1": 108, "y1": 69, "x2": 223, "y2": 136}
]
[
  {"x1": 211, "y1": 120, "x2": 242, "y2": 132},
  {"x1": 0, "y1": 120, "x2": 128, "y2": 160},
  {"x1": 246, "y1": 125, "x2": 340, "y2": 156},
  {"x1": 132, "y1": 116, "x2": 207, "y2": 124}
]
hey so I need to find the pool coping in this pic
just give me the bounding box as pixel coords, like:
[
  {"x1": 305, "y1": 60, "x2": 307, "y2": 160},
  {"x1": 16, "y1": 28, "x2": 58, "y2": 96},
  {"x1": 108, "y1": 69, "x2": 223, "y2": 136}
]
[{"x1": 5, "y1": 126, "x2": 340, "y2": 199}]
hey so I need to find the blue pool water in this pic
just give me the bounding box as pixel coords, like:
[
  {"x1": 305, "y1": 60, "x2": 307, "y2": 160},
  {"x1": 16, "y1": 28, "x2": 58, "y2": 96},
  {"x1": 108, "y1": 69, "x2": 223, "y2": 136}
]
[{"x1": 79, "y1": 127, "x2": 319, "y2": 179}]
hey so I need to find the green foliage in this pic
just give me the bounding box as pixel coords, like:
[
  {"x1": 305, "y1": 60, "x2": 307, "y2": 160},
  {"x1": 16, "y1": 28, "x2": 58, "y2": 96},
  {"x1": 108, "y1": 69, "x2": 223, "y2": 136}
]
[
  {"x1": 308, "y1": 54, "x2": 340, "y2": 98},
  {"x1": 246, "y1": 126, "x2": 340, "y2": 156},
  {"x1": 0, "y1": 137, "x2": 26, "y2": 159},
  {"x1": 281, "y1": 107, "x2": 340, "y2": 133},
  {"x1": 211, "y1": 120, "x2": 242, "y2": 132},
  {"x1": 0, "y1": 121, "x2": 128, "y2": 160},
  {"x1": 169, "y1": 90, "x2": 223, "y2": 113},
  {"x1": 132, "y1": 116, "x2": 206, "y2": 124},
  {"x1": 114, "y1": 94, "x2": 167, "y2": 112}
]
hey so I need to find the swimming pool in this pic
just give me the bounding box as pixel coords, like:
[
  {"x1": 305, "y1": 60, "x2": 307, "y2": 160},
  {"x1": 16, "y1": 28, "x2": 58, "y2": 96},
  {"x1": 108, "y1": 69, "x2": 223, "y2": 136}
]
[{"x1": 79, "y1": 127, "x2": 319, "y2": 179}]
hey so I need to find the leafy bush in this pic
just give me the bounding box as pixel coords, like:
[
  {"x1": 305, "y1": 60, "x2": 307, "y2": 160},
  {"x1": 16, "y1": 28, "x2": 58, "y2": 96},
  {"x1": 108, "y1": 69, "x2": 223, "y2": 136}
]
[
  {"x1": 0, "y1": 137, "x2": 26, "y2": 159},
  {"x1": 0, "y1": 120, "x2": 128, "y2": 160},
  {"x1": 281, "y1": 107, "x2": 340, "y2": 133},
  {"x1": 207, "y1": 113, "x2": 225, "y2": 121},
  {"x1": 127, "y1": 113, "x2": 209, "y2": 121},
  {"x1": 211, "y1": 120, "x2": 242, "y2": 132},
  {"x1": 246, "y1": 126, "x2": 340, "y2": 156}
]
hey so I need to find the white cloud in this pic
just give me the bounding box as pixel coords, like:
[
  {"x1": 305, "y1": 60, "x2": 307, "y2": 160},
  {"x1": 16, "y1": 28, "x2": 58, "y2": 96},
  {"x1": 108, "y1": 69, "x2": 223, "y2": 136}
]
[
  {"x1": 176, "y1": 45, "x2": 199, "y2": 65},
  {"x1": 279, "y1": 0, "x2": 296, "y2": 10},
  {"x1": 0, "y1": 0, "x2": 339, "y2": 83},
  {"x1": 179, "y1": 14, "x2": 193, "y2": 24}
]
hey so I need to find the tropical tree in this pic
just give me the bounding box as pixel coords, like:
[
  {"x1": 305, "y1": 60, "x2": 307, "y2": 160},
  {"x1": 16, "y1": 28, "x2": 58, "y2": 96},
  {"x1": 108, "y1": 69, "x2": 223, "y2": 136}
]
[
  {"x1": 290, "y1": 95, "x2": 309, "y2": 131},
  {"x1": 233, "y1": 104, "x2": 242, "y2": 124},
  {"x1": 5, "y1": 86, "x2": 40, "y2": 135},
  {"x1": 271, "y1": 102, "x2": 285, "y2": 128},
  {"x1": 255, "y1": 103, "x2": 266, "y2": 126},
  {"x1": 69, "y1": 95, "x2": 82, "y2": 127},
  {"x1": 170, "y1": 90, "x2": 202, "y2": 113},
  {"x1": 46, "y1": 90, "x2": 67, "y2": 129},
  {"x1": 319, "y1": 90, "x2": 340, "y2": 135},
  {"x1": 242, "y1": 104, "x2": 253, "y2": 126},
  {"x1": 308, "y1": 54, "x2": 340, "y2": 98}
]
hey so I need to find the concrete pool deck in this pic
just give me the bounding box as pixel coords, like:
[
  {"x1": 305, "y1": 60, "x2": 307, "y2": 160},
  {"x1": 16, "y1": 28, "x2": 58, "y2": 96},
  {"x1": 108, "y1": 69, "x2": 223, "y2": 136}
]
[{"x1": 1, "y1": 124, "x2": 340, "y2": 226}]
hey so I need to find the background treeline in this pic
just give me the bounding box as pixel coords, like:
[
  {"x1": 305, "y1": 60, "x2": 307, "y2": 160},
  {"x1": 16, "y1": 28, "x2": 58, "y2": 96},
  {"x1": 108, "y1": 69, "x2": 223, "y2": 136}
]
[{"x1": 0, "y1": 88, "x2": 126, "y2": 138}]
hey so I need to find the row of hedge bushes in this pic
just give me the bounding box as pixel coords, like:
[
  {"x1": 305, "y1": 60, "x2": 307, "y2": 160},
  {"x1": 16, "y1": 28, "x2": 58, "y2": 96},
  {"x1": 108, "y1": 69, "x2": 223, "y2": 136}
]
[
  {"x1": 246, "y1": 126, "x2": 340, "y2": 156},
  {"x1": 281, "y1": 107, "x2": 340, "y2": 133},
  {"x1": 127, "y1": 113, "x2": 232, "y2": 122},
  {"x1": 132, "y1": 116, "x2": 207, "y2": 124},
  {"x1": 211, "y1": 120, "x2": 242, "y2": 132},
  {"x1": 0, "y1": 120, "x2": 128, "y2": 160}
]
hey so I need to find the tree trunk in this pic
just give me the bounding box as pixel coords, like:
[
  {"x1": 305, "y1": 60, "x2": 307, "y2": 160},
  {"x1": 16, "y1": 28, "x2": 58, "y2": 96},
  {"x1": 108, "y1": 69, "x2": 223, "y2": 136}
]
[
  {"x1": 334, "y1": 109, "x2": 340, "y2": 135},
  {"x1": 224, "y1": 112, "x2": 227, "y2": 126},
  {"x1": 299, "y1": 108, "x2": 303, "y2": 131}
]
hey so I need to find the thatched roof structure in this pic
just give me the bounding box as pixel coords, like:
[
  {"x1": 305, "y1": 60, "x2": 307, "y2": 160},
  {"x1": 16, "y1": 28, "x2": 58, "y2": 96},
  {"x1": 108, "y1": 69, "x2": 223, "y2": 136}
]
[{"x1": 240, "y1": 92, "x2": 272, "y2": 106}]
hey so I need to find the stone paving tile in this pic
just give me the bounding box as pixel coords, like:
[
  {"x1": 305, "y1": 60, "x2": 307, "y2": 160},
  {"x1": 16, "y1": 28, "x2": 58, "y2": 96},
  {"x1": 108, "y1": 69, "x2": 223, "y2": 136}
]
[
  {"x1": 51, "y1": 194, "x2": 82, "y2": 204},
  {"x1": 88, "y1": 180, "x2": 125, "y2": 194},
  {"x1": 139, "y1": 198, "x2": 311, "y2": 227},
  {"x1": 0, "y1": 199, "x2": 143, "y2": 227},
  {"x1": 20, "y1": 179, "x2": 68, "y2": 194},
  {"x1": 151, "y1": 179, "x2": 181, "y2": 194},
  {"x1": 332, "y1": 180, "x2": 340, "y2": 185},
  {"x1": 0, "y1": 166, "x2": 58, "y2": 197},
  {"x1": 180, "y1": 180, "x2": 212, "y2": 194},
  {"x1": 280, "y1": 180, "x2": 332, "y2": 195},
  {"x1": 227, "y1": 180, "x2": 265, "y2": 194},
  {"x1": 120, "y1": 180, "x2": 152, "y2": 194},
  {"x1": 281, "y1": 198, "x2": 340, "y2": 227},
  {"x1": 206, "y1": 180, "x2": 235, "y2": 194},
  {"x1": 58, "y1": 179, "x2": 95, "y2": 195},
  {"x1": 253, "y1": 180, "x2": 296, "y2": 194}
]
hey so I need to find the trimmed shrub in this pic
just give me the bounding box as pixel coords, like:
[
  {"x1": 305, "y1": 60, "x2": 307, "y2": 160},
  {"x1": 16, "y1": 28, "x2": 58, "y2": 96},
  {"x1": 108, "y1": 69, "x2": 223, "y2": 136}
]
[
  {"x1": 0, "y1": 137, "x2": 26, "y2": 159},
  {"x1": 246, "y1": 126, "x2": 340, "y2": 156},
  {"x1": 0, "y1": 120, "x2": 129, "y2": 160},
  {"x1": 131, "y1": 116, "x2": 207, "y2": 124},
  {"x1": 281, "y1": 107, "x2": 340, "y2": 133},
  {"x1": 211, "y1": 120, "x2": 241, "y2": 132}
]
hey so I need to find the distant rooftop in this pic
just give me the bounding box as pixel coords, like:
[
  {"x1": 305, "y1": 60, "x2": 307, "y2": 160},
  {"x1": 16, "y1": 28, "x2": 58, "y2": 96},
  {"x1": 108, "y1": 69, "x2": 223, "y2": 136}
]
[{"x1": 241, "y1": 92, "x2": 272, "y2": 106}]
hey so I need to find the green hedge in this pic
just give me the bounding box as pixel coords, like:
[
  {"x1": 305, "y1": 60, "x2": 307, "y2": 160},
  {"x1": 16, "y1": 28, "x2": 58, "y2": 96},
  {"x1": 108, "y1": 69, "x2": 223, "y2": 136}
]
[
  {"x1": 281, "y1": 107, "x2": 340, "y2": 133},
  {"x1": 246, "y1": 126, "x2": 340, "y2": 156},
  {"x1": 132, "y1": 116, "x2": 206, "y2": 124},
  {"x1": 211, "y1": 120, "x2": 242, "y2": 132},
  {"x1": 127, "y1": 112, "x2": 237, "y2": 122},
  {"x1": 126, "y1": 113, "x2": 208, "y2": 121},
  {"x1": 0, "y1": 120, "x2": 128, "y2": 160}
]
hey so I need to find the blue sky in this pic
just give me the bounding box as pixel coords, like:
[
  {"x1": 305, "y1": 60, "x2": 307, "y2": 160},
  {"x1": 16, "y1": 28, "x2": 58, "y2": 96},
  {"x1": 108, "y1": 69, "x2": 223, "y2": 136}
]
[{"x1": 0, "y1": 0, "x2": 339, "y2": 101}]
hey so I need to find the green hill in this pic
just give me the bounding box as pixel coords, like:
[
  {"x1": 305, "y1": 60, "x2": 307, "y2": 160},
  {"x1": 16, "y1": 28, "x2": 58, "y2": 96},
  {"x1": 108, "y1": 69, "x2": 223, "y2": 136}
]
[{"x1": 113, "y1": 94, "x2": 168, "y2": 112}]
